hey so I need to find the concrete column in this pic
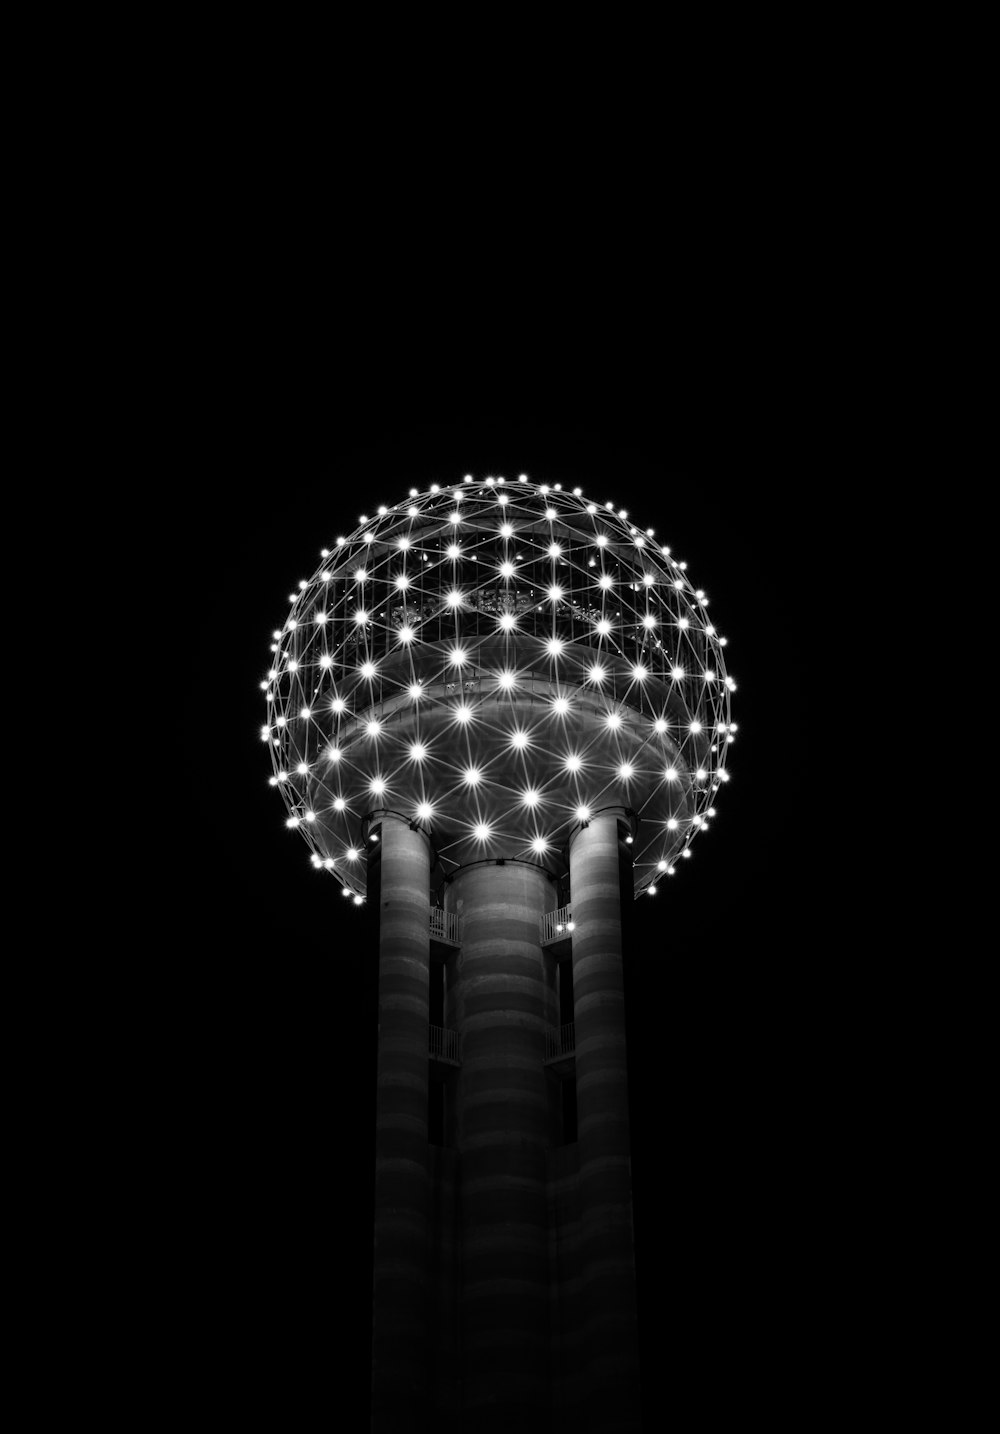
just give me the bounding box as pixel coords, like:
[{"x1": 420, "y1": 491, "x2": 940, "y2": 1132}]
[
  {"x1": 371, "y1": 814, "x2": 432, "y2": 1434},
  {"x1": 447, "y1": 861, "x2": 554, "y2": 1432},
  {"x1": 568, "y1": 810, "x2": 641, "y2": 1432}
]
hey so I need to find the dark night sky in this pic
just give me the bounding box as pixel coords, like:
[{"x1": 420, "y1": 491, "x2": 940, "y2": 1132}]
[{"x1": 176, "y1": 347, "x2": 840, "y2": 1423}]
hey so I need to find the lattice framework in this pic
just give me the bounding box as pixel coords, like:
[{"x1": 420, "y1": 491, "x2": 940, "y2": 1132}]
[{"x1": 261, "y1": 474, "x2": 737, "y2": 902}]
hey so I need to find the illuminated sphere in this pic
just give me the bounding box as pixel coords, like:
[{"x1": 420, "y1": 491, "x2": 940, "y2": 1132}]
[{"x1": 263, "y1": 476, "x2": 736, "y2": 900}]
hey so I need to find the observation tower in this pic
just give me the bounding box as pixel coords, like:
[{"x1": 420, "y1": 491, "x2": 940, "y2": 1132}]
[{"x1": 261, "y1": 473, "x2": 737, "y2": 1433}]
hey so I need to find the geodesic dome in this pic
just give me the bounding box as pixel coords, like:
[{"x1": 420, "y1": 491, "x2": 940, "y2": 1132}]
[{"x1": 261, "y1": 473, "x2": 737, "y2": 904}]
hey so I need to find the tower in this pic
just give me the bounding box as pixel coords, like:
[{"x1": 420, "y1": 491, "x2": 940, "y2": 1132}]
[{"x1": 261, "y1": 473, "x2": 736, "y2": 1431}]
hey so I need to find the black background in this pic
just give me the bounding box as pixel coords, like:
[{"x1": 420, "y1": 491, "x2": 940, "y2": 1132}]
[{"x1": 167, "y1": 328, "x2": 848, "y2": 1424}]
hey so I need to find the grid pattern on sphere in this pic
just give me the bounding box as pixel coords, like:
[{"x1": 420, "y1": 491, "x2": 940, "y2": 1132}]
[{"x1": 261, "y1": 475, "x2": 737, "y2": 902}]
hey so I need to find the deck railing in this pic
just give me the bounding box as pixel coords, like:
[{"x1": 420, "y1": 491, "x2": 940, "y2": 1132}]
[
  {"x1": 545, "y1": 1023, "x2": 576, "y2": 1061},
  {"x1": 429, "y1": 1025, "x2": 461, "y2": 1063},
  {"x1": 540, "y1": 906, "x2": 573, "y2": 945},
  {"x1": 429, "y1": 907, "x2": 461, "y2": 945}
]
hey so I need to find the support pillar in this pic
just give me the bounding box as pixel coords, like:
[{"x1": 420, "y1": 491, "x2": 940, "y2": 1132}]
[
  {"x1": 568, "y1": 810, "x2": 641, "y2": 1432},
  {"x1": 371, "y1": 814, "x2": 432, "y2": 1434},
  {"x1": 447, "y1": 861, "x2": 554, "y2": 1432}
]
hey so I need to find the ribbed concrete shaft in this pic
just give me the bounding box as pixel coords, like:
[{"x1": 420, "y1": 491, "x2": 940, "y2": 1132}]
[
  {"x1": 568, "y1": 810, "x2": 641, "y2": 1432},
  {"x1": 371, "y1": 815, "x2": 431, "y2": 1434},
  {"x1": 448, "y1": 862, "x2": 553, "y2": 1431}
]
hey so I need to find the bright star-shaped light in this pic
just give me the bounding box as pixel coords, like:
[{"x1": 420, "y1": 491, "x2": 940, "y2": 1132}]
[
  {"x1": 360, "y1": 660, "x2": 377, "y2": 678},
  {"x1": 415, "y1": 802, "x2": 434, "y2": 822},
  {"x1": 546, "y1": 637, "x2": 565, "y2": 656},
  {"x1": 551, "y1": 697, "x2": 570, "y2": 715},
  {"x1": 498, "y1": 614, "x2": 518, "y2": 631}
]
